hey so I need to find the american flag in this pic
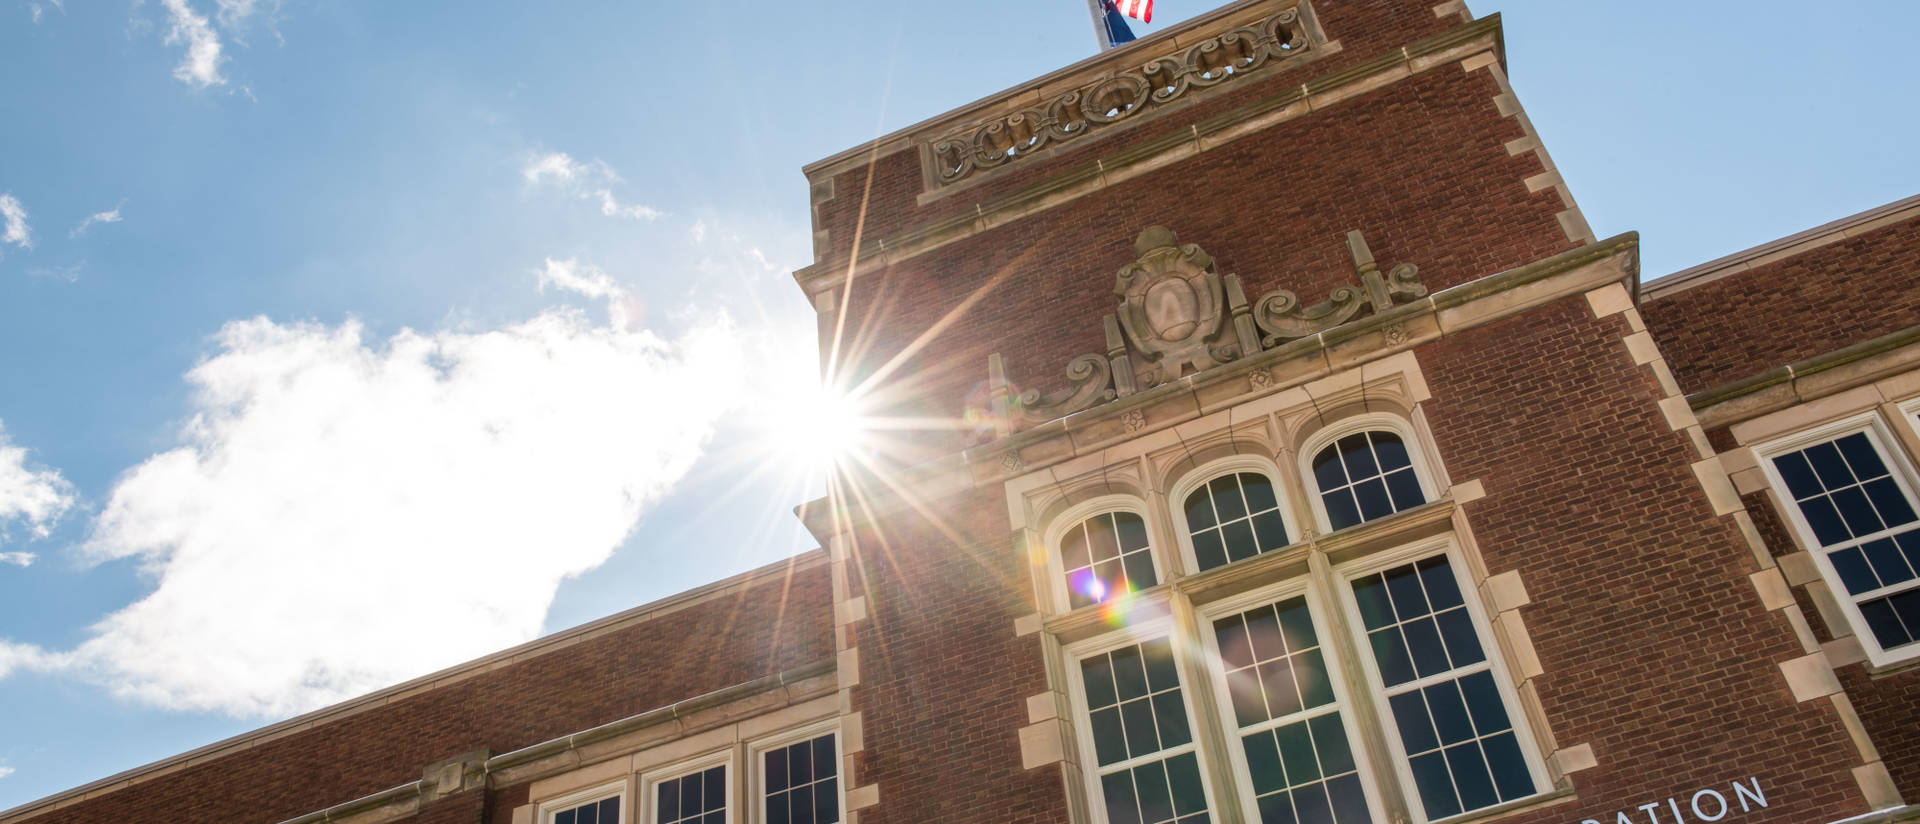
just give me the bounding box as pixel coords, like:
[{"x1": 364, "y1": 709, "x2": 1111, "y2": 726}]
[{"x1": 1114, "y1": 0, "x2": 1152, "y2": 23}]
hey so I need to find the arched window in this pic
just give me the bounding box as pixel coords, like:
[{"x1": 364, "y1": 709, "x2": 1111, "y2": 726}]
[
  {"x1": 1182, "y1": 472, "x2": 1290, "y2": 571},
  {"x1": 1059, "y1": 510, "x2": 1158, "y2": 609},
  {"x1": 1311, "y1": 430, "x2": 1426, "y2": 531}
]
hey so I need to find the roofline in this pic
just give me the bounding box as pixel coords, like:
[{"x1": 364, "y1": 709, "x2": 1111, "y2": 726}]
[
  {"x1": 799, "y1": 0, "x2": 1280, "y2": 180},
  {"x1": 0, "y1": 548, "x2": 829, "y2": 822},
  {"x1": 1643, "y1": 192, "x2": 1920, "y2": 300}
]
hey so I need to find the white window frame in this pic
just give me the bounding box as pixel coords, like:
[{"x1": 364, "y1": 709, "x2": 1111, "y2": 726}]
[
  {"x1": 1062, "y1": 615, "x2": 1220, "y2": 824},
  {"x1": 748, "y1": 719, "x2": 844, "y2": 824},
  {"x1": 1297, "y1": 413, "x2": 1441, "y2": 536},
  {"x1": 540, "y1": 780, "x2": 630, "y2": 824},
  {"x1": 1195, "y1": 577, "x2": 1390, "y2": 823},
  {"x1": 1043, "y1": 494, "x2": 1163, "y2": 615},
  {"x1": 641, "y1": 750, "x2": 735, "y2": 824},
  {"x1": 1168, "y1": 455, "x2": 1299, "y2": 576},
  {"x1": 1755, "y1": 412, "x2": 1920, "y2": 668},
  {"x1": 1333, "y1": 537, "x2": 1550, "y2": 824}
]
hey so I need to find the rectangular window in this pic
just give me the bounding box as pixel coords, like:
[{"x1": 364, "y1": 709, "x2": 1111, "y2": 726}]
[
  {"x1": 1207, "y1": 594, "x2": 1374, "y2": 824},
  {"x1": 1350, "y1": 555, "x2": 1536, "y2": 821},
  {"x1": 550, "y1": 794, "x2": 622, "y2": 824},
  {"x1": 762, "y1": 733, "x2": 839, "y2": 824},
  {"x1": 1076, "y1": 634, "x2": 1212, "y2": 824},
  {"x1": 656, "y1": 764, "x2": 727, "y2": 824},
  {"x1": 1767, "y1": 427, "x2": 1920, "y2": 659}
]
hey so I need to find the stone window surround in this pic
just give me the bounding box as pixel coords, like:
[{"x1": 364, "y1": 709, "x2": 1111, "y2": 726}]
[
  {"x1": 537, "y1": 781, "x2": 626, "y2": 824},
  {"x1": 1168, "y1": 454, "x2": 1296, "y2": 575},
  {"x1": 640, "y1": 749, "x2": 734, "y2": 824},
  {"x1": 1296, "y1": 412, "x2": 1444, "y2": 538},
  {"x1": 749, "y1": 719, "x2": 845, "y2": 824},
  {"x1": 1006, "y1": 356, "x2": 1577, "y2": 823},
  {"x1": 1062, "y1": 613, "x2": 1221, "y2": 824},
  {"x1": 522, "y1": 697, "x2": 840, "y2": 824},
  {"x1": 1750, "y1": 408, "x2": 1920, "y2": 670}
]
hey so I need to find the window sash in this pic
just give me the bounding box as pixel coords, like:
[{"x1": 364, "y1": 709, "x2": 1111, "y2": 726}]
[
  {"x1": 1337, "y1": 548, "x2": 1545, "y2": 824},
  {"x1": 1067, "y1": 624, "x2": 1217, "y2": 824},
  {"x1": 1761, "y1": 420, "x2": 1920, "y2": 662}
]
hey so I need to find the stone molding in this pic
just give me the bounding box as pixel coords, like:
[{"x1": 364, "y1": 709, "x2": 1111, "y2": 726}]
[
  {"x1": 983, "y1": 227, "x2": 1426, "y2": 437},
  {"x1": 1690, "y1": 323, "x2": 1920, "y2": 430},
  {"x1": 927, "y1": 7, "x2": 1312, "y2": 188},
  {"x1": 1644, "y1": 192, "x2": 1920, "y2": 300}
]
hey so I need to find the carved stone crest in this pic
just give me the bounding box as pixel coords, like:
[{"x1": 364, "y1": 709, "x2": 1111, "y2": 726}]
[{"x1": 1117, "y1": 227, "x2": 1231, "y2": 384}]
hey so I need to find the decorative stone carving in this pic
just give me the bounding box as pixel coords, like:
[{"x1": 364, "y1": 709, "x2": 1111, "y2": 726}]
[
  {"x1": 979, "y1": 227, "x2": 1427, "y2": 439},
  {"x1": 929, "y1": 8, "x2": 1309, "y2": 186},
  {"x1": 1117, "y1": 226, "x2": 1232, "y2": 384},
  {"x1": 1251, "y1": 231, "x2": 1428, "y2": 346}
]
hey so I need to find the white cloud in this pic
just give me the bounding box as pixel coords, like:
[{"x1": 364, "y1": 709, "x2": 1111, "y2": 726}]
[
  {"x1": 39, "y1": 290, "x2": 746, "y2": 717},
  {"x1": 0, "y1": 552, "x2": 34, "y2": 567},
  {"x1": 0, "y1": 194, "x2": 32, "y2": 252},
  {"x1": 71, "y1": 203, "x2": 124, "y2": 238},
  {"x1": 0, "y1": 422, "x2": 74, "y2": 545},
  {"x1": 0, "y1": 765, "x2": 12, "y2": 780},
  {"x1": 522, "y1": 150, "x2": 664, "y2": 222},
  {"x1": 160, "y1": 0, "x2": 226, "y2": 88},
  {"x1": 27, "y1": 263, "x2": 84, "y2": 282},
  {"x1": 536, "y1": 257, "x2": 623, "y2": 301}
]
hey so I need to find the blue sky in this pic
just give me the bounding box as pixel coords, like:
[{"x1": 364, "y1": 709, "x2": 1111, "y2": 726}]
[{"x1": 1, "y1": 0, "x2": 1916, "y2": 810}]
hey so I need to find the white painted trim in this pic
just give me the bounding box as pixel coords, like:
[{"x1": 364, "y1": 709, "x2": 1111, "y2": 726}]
[
  {"x1": 1331, "y1": 538, "x2": 1552, "y2": 824},
  {"x1": 746, "y1": 720, "x2": 845, "y2": 824},
  {"x1": 539, "y1": 781, "x2": 631, "y2": 824},
  {"x1": 1297, "y1": 413, "x2": 1442, "y2": 536},
  {"x1": 1167, "y1": 455, "x2": 1300, "y2": 575},
  {"x1": 1193, "y1": 578, "x2": 1392, "y2": 822},
  {"x1": 640, "y1": 750, "x2": 735, "y2": 824},
  {"x1": 1061, "y1": 617, "x2": 1223, "y2": 824},
  {"x1": 1753, "y1": 413, "x2": 1920, "y2": 669}
]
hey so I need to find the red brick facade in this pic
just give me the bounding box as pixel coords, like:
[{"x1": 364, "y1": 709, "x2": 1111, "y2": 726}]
[{"x1": 5, "y1": 2, "x2": 1916, "y2": 824}]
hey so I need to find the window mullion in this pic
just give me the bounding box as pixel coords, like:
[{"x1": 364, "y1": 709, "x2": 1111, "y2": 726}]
[
  {"x1": 1308, "y1": 547, "x2": 1413, "y2": 824},
  {"x1": 1169, "y1": 590, "x2": 1245, "y2": 823}
]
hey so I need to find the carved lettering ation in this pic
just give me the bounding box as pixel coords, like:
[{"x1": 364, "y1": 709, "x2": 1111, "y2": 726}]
[{"x1": 1574, "y1": 777, "x2": 1768, "y2": 824}]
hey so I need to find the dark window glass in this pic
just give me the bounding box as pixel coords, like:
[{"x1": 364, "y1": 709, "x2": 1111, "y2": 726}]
[
  {"x1": 1773, "y1": 433, "x2": 1920, "y2": 653},
  {"x1": 1314, "y1": 430, "x2": 1425, "y2": 531},
  {"x1": 659, "y1": 765, "x2": 726, "y2": 824},
  {"x1": 1186, "y1": 473, "x2": 1291, "y2": 572},
  {"x1": 1063, "y1": 511, "x2": 1158, "y2": 608},
  {"x1": 1361, "y1": 556, "x2": 1536, "y2": 818},
  {"x1": 764, "y1": 734, "x2": 837, "y2": 824}
]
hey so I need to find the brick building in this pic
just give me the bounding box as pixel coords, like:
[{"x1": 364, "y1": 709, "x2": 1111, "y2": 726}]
[{"x1": 4, "y1": 1, "x2": 1917, "y2": 823}]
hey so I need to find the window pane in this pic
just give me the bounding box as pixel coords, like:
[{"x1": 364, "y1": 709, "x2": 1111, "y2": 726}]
[
  {"x1": 1326, "y1": 774, "x2": 1370, "y2": 824},
  {"x1": 1312, "y1": 450, "x2": 1347, "y2": 492},
  {"x1": 1308, "y1": 713, "x2": 1354, "y2": 775},
  {"x1": 1168, "y1": 752, "x2": 1208, "y2": 815},
  {"x1": 1483, "y1": 731, "x2": 1535, "y2": 801},
  {"x1": 1424, "y1": 681, "x2": 1475, "y2": 745},
  {"x1": 1774, "y1": 452, "x2": 1822, "y2": 500},
  {"x1": 1807, "y1": 442, "x2": 1855, "y2": 488},
  {"x1": 1223, "y1": 520, "x2": 1260, "y2": 563},
  {"x1": 1123, "y1": 699, "x2": 1161, "y2": 757},
  {"x1": 1113, "y1": 646, "x2": 1150, "y2": 701},
  {"x1": 1136, "y1": 761, "x2": 1175, "y2": 824},
  {"x1": 1276, "y1": 600, "x2": 1318, "y2": 650},
  {"x1": 1372, "y1": 432, "x2": 1411, "y2": 470},
  {"x1": 1244, "y1": 730, "x2": 1286, "y2": 794},
  {"x1": 1193, "y1": 529, "x2": 1228, "y2": 571},
  {"x1": 1212, "y1": 475, "x2": 1249, "y2": 521},
  {"x1": 1291, "y1": 783, "x2": 1333, "y2": 824},
  {"x1": 1338, "y1": 435, "x2": 1379, "y2": 479},
  {"x1": 1831, "y1": 548, "x2": 1881, "y2": 595},
  {"x1": 1390, "y1": 690, "x2": 1438, "y2": 754},
  {"x1": 1143, "y1": 637, "x2": 1179, "y2": 692},
  {"x1": 1369, "y1": 628, "x2": 1416, "y2": 687},
  {"x1": 1436, "y1": 608, "x2": 1485, "y2": 668},
  {"x1": 1459, "y1": 671, "x2": 1511, "y2": 735},
  {"x1": 1445, "y1": 742, "x2": 1500, "y2": 812},
  {"x1": 1864, "y1": 538, "x2": 1914, "y2": 587},
  {"x1": 1215, "y1": 615, "x2": 1254, "y2": 669},
  {"x1": 1383, "y1": 565, "x2": 1430, "y2": 617},
  {"x1": 1837, "y1": 433, "x2": 1887, "y2": 479},
  {"x1": 1246, "y1": 607, "x2": 1288, "y2": 660},
  {"x1": 1832, "y1": 486, "x2": 1884, "y2": 537},
  {"x1": 764, "y1": 749, "x2": 788, "y2": 793},
  {"x1": 1323, "y1": 491, "x2": 1361, "y2": 532},
  {"x1": 1104, "y1": 770, "x2": 1144, "y2": 824},
  {"x1": 1256, "y1": 791, "x2": 1296, "y2": 824},
  {"x1": 1294, "y1": 650, "x2": 1334, "y2": 708},
  {"x1": 1252, "y1": 511, "x2": 1291, "y2": 551},
  {"x1": 1275, "y1": 721, "x2": 1320, "y2": 784},
  {"x1": 1116, "y1": 512, "x2": 1150, "y2": 550},
  {"x1": 1228, "y1": 670, "x2": 1268, "y2": 727},
  {"x1": 1186, "y1": 488, "x2": 1218, "y2": 531},
  {"x1": 1090, "y1": 515, "x2": 1122, "y2": 560},
  {"x1": 1867, "y1": 479, "x2": 1919, "y2": 527},
  {"x1": 1153, "y1": 691, "x2": 1193, "y2": 749},
  {"x1": 1092, "y1": 707, "x2": 1129, "y2": 765},
  {"x1": 1802, "y1": 497, "x2": 1851, "y2": 546},
  {"x1": 813, "y1": 777, "x2": 838, "y2": 823},
  {"x1": 1403, "y1": 618, "x2": 1450, "y2": 678},
  {"x1": 1408, "y1": 752, "x2": 1461, "y2": 820},
  {"x1": 1353, "y1": 479, "x2": 1394, "y2": 521},
  {"x1": 1242, "y1": 473, "x2": 1280, "y2": 512},
  {"x1": 659, "y1": 780, "x2": 680, "y2": 822},
  {"x1": 557, "y1": 809, "x2": 576, "y2": 824},
  {"x1": 1124, "y1": 550, "x2": 1159, "y2": 593},
  {"x1": 1351, "y1": 577, "x2": 1395, "y2": 630},
  {"x1": 1258, "y1": 659, "x2": 1302, "y2": 718},
  {"x1": 1385, "y1": 469, "x2": 1426, "y2": 511}
]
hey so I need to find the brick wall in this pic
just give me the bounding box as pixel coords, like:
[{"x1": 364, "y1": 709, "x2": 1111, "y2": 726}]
[
  {"x1": 825, "y1": 56, "x2": 1572, "y2": 460},
  {"x1": 1641, "y1": 215, "x2": 1920, "y2": 395},
  {"x1": 1417, "y1": 295, "x2": 1867, "y2": 823},
  {"x1": 12, "y1": 560, "x2": 833, "y2": 824}
]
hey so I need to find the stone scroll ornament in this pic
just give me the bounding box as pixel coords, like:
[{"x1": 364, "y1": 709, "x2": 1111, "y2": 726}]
[
  {"x1": 930, "y1": 9, "x2": 1308, "y2": 186},
  {"x1": 983, "y1": 227, "x2": 1427, "y2": 438}
]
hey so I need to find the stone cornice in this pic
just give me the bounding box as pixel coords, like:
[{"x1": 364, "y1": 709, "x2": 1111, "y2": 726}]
[
  {"x1": 793, "y1": 15, "x2": 1504, "y2": 295},
  {"x1": 1643, "y1": 192, "x2": 1920, "y2": 300},
  {"x1": 0, "y1": 551, "x2": 829, "y2": 824},
  {"x1": 799, "y1": 0, "x2": 1297, "y2": 182},
  {"x1": 799, "y1": 233, "x2": 1640, "y2": 540},
  {"x1": 1690, "y1": 322, "x2": 1920, "y2": 431}
]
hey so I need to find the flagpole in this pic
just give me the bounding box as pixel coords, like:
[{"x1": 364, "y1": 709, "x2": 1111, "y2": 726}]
[{"x1": 1086, "y1": 0, "x2": 1114, "y2": 49}]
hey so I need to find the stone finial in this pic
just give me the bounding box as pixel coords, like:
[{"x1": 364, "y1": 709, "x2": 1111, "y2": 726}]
[{"x1": 1135, "y1": 226, "x2": 1180, "y2": 257}]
